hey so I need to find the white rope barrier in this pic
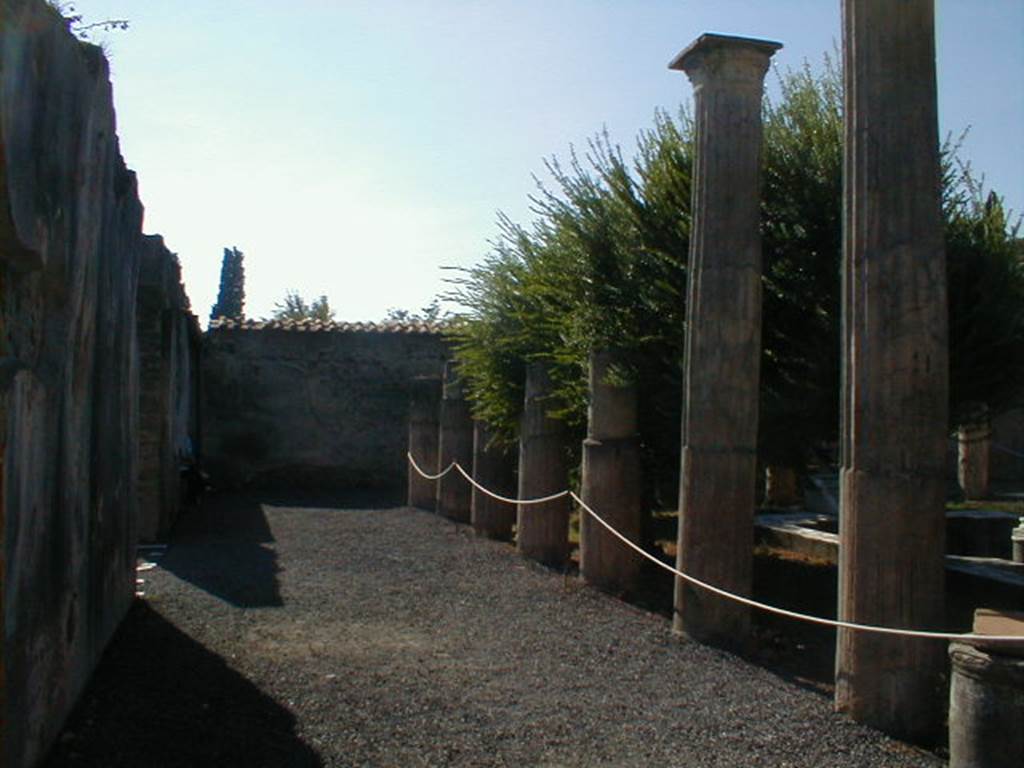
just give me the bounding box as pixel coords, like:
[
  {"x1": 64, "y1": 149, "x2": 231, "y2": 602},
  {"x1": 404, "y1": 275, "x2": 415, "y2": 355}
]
[
  {"x1": 454, "y1": 463, "x2": 571, "y2": 506},
  {"x1": 406, "y1": 453, "x2": 1024, "y2": 644},
  {"x1": 407, "y1": 453, "x2": 457, "y2": 481}
]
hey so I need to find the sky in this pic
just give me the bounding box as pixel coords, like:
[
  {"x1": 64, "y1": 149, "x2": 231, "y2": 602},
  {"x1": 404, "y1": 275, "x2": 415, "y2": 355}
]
[{"x1": 71, "y1": 1, "x2": 1024, "y2": 325}]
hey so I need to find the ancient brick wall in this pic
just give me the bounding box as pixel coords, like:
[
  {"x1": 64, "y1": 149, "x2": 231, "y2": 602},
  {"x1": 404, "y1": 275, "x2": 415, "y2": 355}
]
[
  {"x1": 0, "y1": 2, "x2": 192, "y2": 765},
  {"x1": 202, "y1": 320, "x2": 447, "y2": 500}
]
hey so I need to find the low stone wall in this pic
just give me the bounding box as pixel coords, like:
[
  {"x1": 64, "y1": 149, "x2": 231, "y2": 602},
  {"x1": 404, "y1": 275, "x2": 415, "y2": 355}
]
[
  {"x1": 203, "y1": 320, "x2": 447, "y2": 499},
  {"x1": 1, "y1": 2, "x2": 193, "y2": 765}
]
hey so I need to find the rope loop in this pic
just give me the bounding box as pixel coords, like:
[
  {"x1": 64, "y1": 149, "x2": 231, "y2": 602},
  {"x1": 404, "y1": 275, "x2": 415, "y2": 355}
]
[{"x1": 406, "y1": 454, "x2": 1024, "y2": 644}]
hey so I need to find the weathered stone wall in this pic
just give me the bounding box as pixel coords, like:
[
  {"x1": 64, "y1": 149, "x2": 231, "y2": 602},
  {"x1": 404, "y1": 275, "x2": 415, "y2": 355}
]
[
  {"x1": 137, "y1": 238, "x2": 200, "y2": 541},
  {"x1": 1, "y1": 2, "x2": 193, "y2": 765},
  {"x1": 203, "y1": 320, "x2": 447, "y2": 499}
]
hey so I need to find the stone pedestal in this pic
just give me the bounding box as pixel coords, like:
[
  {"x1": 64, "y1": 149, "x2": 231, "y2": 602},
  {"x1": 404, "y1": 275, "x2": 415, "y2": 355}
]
[
  {"x1": 668, "y1": 33, "x2": 780, "y2": 649},
  {"x1": 949, "y1": 641, "x2": 1024, "y2": 768},
  {"x1": 471, "y1": 421, "x2": 517, "y2": 540},
  {"x1": 580, "y1": 351, "x2": 643, "y2": 594},
  {"x1": 836, "y1": 0, "x2": 949, "y2": 742},
  {"x1": 958, "y1": 404, "x2": 991, "y2": 500},
  {"x1": 1013, "y1": 519, "x2": 1024, "y2": 564},
  {"x1": 437, "y1": 362, "x2": 473, "y2": 523},
  {"x1": 407, "y1": 377, "x2": 441, "y2": 510},
  {"x1": 517, "y1": 362, "x2": 570, "y2": 567}
]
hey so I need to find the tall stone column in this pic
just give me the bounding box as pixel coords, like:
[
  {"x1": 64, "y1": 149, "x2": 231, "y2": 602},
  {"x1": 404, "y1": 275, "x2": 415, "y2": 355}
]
[
  {"x1": 580, "y1": 351, "x2": 643, "y2": 594},
  {"x1": 436, "y1": 362, "x2": 473, "y2": 523},
  {"x1": 837, "y1": 0, "x2": 949, "y2": 742},
  {"x1": 517, "y1": 362, "x2": 570, "y2": 567},
  {"x1": 471, "y1": 421, "x2": 517, "y2": 540},
  {"x1": 669, "y1": 34, "x2": 780, "y2": 648},
  {"x1": 407, "y1": 376, "x2": 441, "y2": 510}
]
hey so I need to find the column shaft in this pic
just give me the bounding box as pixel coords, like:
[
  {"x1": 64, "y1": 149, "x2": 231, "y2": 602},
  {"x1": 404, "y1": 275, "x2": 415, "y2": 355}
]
[
  {"x1": 471, "y1": 421, "x2": 517, "y2": 540},
  {"x1": 669, "y1": 34, "x2": 780, "y2": 648},
  {"x1": 517, "y1": 362, "x2": 570, "y2": 567},
  {"x1": 437, "y1": 362, "x2": 473, "y2": 523},
  {"x1": 837, "y1": 0, "x2": 948, "y2": 742},
  {"x1": 407, "y1": 377, "x2": 441, "y2": 510},
  {"x1": 580, "y1": 351, "x2": 643, "y2": 594}
]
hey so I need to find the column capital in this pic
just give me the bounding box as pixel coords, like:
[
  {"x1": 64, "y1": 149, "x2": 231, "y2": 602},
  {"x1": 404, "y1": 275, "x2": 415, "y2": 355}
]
[{"x1": 669, "y1": 33, "x2": 781, "y2": 89}]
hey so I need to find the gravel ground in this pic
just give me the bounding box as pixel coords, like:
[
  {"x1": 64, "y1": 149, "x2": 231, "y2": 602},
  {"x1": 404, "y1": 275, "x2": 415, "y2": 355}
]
[{"x1": 45, "y1": 491, "x2": 943, "y2": 767}]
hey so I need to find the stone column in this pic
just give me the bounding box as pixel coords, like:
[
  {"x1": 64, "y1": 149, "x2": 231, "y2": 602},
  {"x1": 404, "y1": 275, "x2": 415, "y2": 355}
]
[
  {"x1": 471, "y1": 421, "x2": 517, "y2": 540},
  {"x1": 958, "y1": 403, "x2": 991, "y2": 500},
  {"x1": 669, "y1": 34, "x2": 780, "y2": 649},
  {"x1": 580, "y1": 351, "x2": 643, "y2": 594},
  {"x1": 407, "y1": 376, "x2": 441, "y2": 510},
  {"x1": 836, "y1": 0, "x2": 949, "y2": 742},
  {"x1": 436, "y1": 362, "x2": 473, "y2": 523},
  {"x1": 517, "y1": 362, "x2": 570, "y2": 567}
]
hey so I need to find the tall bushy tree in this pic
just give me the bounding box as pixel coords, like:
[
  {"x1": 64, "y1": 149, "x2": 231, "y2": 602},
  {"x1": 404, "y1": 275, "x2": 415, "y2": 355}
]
[
  {"x1": 945, "y1": 168, "x2": 1024, "y2": 421},
  {"x1": 758, "y1": 57, "x2": 844, "y2": 467},
  {"x1": 209, "y1": 246, "x2": 245, "y2": 321},
  {"x1": 447, "y1": 53, "x2": 1024, "y2": 506}
]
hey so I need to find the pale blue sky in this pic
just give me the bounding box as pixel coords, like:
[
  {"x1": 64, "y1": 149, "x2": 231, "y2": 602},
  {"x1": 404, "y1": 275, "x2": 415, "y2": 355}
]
[{"x1": 76, "y1": 1, "x2": 1023, "y2": 323}]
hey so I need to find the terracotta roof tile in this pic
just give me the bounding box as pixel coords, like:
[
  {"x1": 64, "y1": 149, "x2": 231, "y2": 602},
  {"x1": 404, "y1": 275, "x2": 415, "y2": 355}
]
[{"x1": 207, "y1": 317, "x2": 448, "y2": 335}]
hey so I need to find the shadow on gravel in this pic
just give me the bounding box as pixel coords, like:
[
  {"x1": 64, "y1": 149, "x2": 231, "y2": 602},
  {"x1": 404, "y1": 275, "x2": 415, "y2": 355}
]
[
  {"x1": 157, "y1": 488, "x2": 402, "y2": 608},
  {"x1": 158, "y1": 493, "x2": 284, "y2": 608},
  {"x1": 627, "y1": 546, "x2": 839, "y2": 696},
  {"x1": 43, "y1": 601, "x2": 322, "y2": 768}
]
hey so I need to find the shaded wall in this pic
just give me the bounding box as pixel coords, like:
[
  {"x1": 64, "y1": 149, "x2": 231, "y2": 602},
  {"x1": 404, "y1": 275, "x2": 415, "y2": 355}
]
[
  {"x1": 992, "y1": 407, "x2": 1024, "y2": 484},
  {"x1": 203, "y1": 321, "x2": 447, "y2": 499},
  {"x1": 0, "y1": 2, "x2": 190, "y2": 765},
  {"x1": 136, "y1": 239, "x2": 200, "y2": 541}
]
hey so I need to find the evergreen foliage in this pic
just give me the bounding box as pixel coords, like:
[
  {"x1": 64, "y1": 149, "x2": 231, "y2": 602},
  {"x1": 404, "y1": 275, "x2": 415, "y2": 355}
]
[
  {"x1": 945, "y1": 163, "x2": 1024, "y2": 421},
  {"x1": 446, "y1": 53, "x2": 1024, "y2": 497},
  {"x1": 209, "y1": 246, "x2": 245, "y2": 322},
  {"x1": 271, "y1": 291, "x2": 335, "y2": 322}
]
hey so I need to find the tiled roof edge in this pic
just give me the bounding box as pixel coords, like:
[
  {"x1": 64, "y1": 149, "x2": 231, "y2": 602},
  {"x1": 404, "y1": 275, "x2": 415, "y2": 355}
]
[{"x1": 207, "y1": 317, "x2": 449, "y2": 334}]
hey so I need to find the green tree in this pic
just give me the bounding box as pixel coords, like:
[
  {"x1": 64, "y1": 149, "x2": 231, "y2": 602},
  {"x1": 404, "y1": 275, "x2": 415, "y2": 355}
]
[
  {"x1": 757, "y1": 56, "x2": 844, "y2": 468},
  {"x1": 945, "y1": 164, "x2": 1024, "y2": 422},
  {"x1": 447, "y1": 52, "x2": 1024, "y2": 505},
  {"x1": 209, "y1": 246, "x2": 245, "y2": 322},
  {"x1": 271, "y1": 291, "x2": 335, "y2": 322}
]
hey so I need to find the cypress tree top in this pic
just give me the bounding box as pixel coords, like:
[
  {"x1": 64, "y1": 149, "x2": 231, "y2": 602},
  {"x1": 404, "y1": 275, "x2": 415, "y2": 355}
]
[{"x1": 209, "y1": 246, "x2": 245, "y2": 322}]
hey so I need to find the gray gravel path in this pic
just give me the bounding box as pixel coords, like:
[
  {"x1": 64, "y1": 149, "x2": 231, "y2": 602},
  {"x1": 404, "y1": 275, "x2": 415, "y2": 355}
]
[{"x1": 47, "y1": 493, "x2": 943, "y2": 767}]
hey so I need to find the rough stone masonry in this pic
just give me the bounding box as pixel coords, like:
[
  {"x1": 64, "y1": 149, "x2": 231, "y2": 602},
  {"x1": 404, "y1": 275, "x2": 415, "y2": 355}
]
[{"x1": 0, "y1": 1, "x2": 198, "y2": 765}]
